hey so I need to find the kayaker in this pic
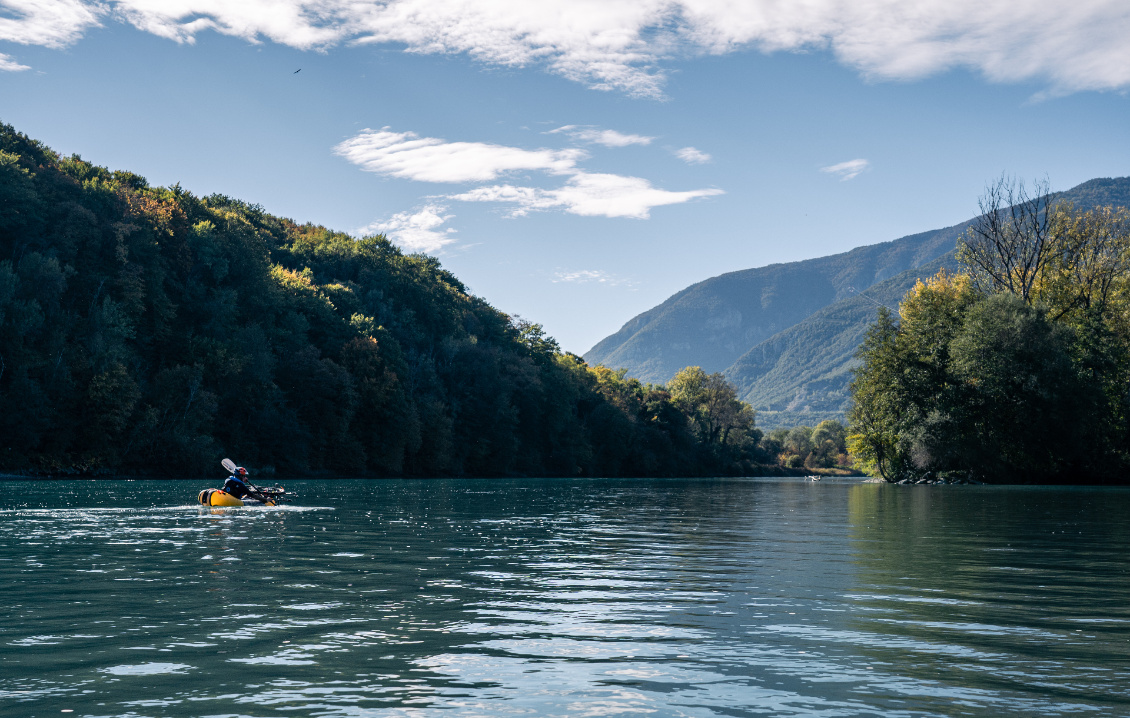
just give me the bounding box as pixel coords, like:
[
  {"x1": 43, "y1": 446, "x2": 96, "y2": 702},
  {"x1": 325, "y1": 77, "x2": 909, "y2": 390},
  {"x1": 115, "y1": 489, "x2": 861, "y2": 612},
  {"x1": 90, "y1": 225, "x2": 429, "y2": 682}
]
[{"x1": 223, "y1": 466, "x2": 255, "y2": 500}]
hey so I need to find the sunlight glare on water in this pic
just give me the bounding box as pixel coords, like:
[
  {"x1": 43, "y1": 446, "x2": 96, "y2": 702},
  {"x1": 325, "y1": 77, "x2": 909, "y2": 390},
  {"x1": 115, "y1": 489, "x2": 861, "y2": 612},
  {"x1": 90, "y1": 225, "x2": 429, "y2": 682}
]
[{"x1": 1, "y1": 478, "x2": 1128, "y2": 717}]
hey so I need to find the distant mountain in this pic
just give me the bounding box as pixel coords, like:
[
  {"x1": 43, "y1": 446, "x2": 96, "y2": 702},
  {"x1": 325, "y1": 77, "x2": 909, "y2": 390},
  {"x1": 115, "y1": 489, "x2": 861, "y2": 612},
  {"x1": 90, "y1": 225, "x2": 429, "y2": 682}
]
[
  {"x1": 585, "y1": 224, "x2": 964, "y2": 384},
  {"x1": 586, "y1": 176, "x2": 1130, "y2": 427}
]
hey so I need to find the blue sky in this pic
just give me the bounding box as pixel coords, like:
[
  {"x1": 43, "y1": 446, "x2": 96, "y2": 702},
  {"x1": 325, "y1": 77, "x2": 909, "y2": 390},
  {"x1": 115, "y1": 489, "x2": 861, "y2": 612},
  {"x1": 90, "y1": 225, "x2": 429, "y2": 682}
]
[{"x1": 2, "y1": 1, "x2": 1128, "y2": 354}]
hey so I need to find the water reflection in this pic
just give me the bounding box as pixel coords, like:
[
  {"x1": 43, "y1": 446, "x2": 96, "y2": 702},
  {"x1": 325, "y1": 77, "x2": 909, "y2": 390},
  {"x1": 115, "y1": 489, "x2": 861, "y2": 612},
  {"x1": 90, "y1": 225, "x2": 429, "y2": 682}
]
[
  {"x1": 846, "y1": 483, "x2": 1130, "y2": 713},
  {"x1": 0, "y1": 479, "x2": 1128, "y2": 716}
]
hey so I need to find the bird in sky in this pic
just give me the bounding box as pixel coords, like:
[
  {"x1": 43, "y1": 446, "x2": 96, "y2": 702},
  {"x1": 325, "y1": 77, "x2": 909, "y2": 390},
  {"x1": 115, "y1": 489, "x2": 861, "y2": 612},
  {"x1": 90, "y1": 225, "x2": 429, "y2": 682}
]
[{"x1": 293, "y1": 69, "x2": 301, "y2": 74}]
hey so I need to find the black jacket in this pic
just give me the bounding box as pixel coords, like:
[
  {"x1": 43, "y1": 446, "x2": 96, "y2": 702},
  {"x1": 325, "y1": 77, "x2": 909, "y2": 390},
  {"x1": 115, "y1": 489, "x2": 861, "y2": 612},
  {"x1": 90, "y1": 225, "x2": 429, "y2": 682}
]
[{"x1": 223, "y1": 475, "x2": 251, "y2": 499}]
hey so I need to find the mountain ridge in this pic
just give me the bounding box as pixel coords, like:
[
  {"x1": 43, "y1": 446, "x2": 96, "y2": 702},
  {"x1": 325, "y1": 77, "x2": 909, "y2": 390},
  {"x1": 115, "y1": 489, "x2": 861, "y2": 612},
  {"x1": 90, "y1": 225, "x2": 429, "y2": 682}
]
[{"x1": 584, "y1": 223, "x2": 962, "y2": 383}]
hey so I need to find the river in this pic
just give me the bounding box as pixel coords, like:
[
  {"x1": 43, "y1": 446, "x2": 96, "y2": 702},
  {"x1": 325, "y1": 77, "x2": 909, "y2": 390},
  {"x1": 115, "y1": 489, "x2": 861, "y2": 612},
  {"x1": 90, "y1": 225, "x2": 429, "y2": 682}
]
[{"x1": 1, "y1": 477, "x2": 1128, "y2": 717}]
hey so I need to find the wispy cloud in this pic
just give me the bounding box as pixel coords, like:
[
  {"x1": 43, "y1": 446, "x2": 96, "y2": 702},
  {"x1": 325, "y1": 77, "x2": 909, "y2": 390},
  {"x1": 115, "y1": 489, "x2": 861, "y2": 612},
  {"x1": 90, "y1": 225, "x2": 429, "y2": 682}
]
[
  {"x1": 553, "y1": 269, "x2": 635, "y2": 287},
  {"x1": 0, "y1": 53, "x2": 31, "y2": 72},
  {"x1": 2, "y1": 1, "x2": 1127, "y2": 96},
  {"x1": 548, "y1": 125, "x2": 654, "y2": 147},
  {"x1": 675, "y1": 147, "x2": 711, "y2": 164},
  {"x1": 340, "y1": 127, "x2": 724, "y2": 220},
  {"x1": 334, "y1": 128, "x2": 585, "y2": 183},
  {"x1": 360, "y1": 204, "x2": 457, "y2": 253},
  {"x1": 452, "y1": 172, "x2": 724, "y2": 219},
  {"x1": 820, "y1": 158, "x2": 869, "y2": 181}
]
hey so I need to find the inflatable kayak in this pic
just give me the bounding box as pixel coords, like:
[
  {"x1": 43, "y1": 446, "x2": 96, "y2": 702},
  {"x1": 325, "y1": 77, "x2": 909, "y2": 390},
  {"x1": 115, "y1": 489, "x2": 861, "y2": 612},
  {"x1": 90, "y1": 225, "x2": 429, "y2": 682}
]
[
  {"x1": 200, "y1": 457, "x2": 293, "y2": 507},
  {"x1": 198, "y1": 488, "x2": 283, "y2": 507}
]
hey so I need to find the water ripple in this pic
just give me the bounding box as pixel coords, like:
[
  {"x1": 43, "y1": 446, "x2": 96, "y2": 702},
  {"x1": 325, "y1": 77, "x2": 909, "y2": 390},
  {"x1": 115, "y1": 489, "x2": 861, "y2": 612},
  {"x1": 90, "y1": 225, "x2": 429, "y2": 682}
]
[{"x1": 1, "y1": 478, "x2": 1129, "y2": 716}]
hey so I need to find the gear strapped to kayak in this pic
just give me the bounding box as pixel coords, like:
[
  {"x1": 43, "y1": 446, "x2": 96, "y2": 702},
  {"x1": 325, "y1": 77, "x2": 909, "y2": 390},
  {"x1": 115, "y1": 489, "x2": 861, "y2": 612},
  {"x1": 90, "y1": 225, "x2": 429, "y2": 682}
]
[{"x1": 198, "y1": 458, "x2": 293, "y2": 507}]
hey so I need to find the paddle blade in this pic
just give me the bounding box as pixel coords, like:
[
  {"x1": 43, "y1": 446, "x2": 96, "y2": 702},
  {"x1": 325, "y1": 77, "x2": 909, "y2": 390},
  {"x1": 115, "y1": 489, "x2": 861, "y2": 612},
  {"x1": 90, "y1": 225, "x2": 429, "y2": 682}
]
[{"x1": 221, "y1": 458, "x2": 238, "y2": 474}]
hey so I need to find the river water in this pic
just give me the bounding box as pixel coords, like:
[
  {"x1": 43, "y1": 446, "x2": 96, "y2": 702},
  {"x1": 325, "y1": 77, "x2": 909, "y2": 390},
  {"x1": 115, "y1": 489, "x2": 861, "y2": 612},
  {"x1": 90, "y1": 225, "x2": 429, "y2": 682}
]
[{"x1": 1, "y1": 478, "x2": 1128, "y2": 717}]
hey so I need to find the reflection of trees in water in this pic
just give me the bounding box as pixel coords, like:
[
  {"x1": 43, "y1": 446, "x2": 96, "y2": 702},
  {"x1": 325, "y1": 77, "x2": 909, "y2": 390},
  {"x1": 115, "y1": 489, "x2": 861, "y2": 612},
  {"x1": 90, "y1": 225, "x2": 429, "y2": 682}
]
[{"x1": 845, "y1": 484, "x2": 1130, "y2": 702}]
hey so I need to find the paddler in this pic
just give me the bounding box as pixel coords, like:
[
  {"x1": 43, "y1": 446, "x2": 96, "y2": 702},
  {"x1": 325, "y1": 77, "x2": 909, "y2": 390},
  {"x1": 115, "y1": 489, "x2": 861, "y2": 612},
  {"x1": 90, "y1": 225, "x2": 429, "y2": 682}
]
[{"x1": 223, "y1": 466, "x2": 255, "y2": 500}]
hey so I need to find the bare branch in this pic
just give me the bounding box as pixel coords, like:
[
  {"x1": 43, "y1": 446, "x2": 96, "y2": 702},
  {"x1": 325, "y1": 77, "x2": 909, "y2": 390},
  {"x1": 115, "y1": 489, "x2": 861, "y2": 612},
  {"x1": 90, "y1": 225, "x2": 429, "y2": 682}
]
[{"x1": 958, "y1": 175, "x2": 1054, "y2": 304}]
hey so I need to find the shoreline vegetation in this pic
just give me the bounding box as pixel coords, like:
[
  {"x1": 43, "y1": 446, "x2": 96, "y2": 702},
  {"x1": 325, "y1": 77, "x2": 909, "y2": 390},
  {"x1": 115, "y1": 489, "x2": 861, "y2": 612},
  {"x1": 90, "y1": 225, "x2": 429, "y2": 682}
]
[
  {"x1": 0, "y1": 466, "x2": 865, "y2": 480},
  {"x1": 848, "y1": 177, "x2": 1130, "y2": 485},
  {"x1": 0, "y1": 124, "x2": 857, "y2": 480}
]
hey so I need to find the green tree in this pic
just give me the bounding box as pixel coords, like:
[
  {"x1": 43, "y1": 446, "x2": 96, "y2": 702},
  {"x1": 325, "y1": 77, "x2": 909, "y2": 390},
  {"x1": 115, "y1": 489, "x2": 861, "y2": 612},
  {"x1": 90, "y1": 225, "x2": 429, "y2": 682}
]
[
  {"x1": 667, "y1": 366, "x2": 757, "y2": 448},
  {"x1": 946, "y1": 294, "x2": 1095, "y2": 482},
  {"x1": 809, "y1": 419, "x2": 848, "y2": 468},
  {"x1": 847, "y1": 308, "x2": 907, "y2": 481}
]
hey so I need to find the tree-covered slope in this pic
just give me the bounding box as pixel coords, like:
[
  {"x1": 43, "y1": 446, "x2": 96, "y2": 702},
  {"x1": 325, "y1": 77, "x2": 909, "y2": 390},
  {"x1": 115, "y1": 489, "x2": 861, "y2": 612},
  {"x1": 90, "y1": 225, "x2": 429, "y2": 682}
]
[
  {"x1": 0, "y1": 123, "x2": 766, "y2": 477},
  {"x1": 585, "y1": 177, "x2": 1130, "y2": 387}
]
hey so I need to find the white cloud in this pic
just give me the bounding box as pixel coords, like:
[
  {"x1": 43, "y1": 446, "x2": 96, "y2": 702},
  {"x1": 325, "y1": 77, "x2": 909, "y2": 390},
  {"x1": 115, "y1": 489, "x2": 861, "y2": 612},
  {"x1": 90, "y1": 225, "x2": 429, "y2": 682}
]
[
  {"x1": 549, "y1": 125, "x2": 654, "y2": 147},
  {"x1": 820, "y1": 158, "x2": 869, "y2": 181},
  {"x1": 333, "y1": 128, "x2": 585, "y2": 183},
  {"x1": 0, "y1": 53, "x2": 31, "y2": 72},
  {"x1": 452, "y1": 171, "x2": 723, "y2": 219},
  {"x1": 675, "y1": 146, "x2": 711, "y2": 164},
  {"x1": 0, "y1": 0, "x2": 101, "y2": 47},
  {"x1": 3, "y1": 1, "x2": 1128, "y2": 96},
  {"x1": 111, "y1": 1, "x2": 342, "y2": 49},
  {"x1": 679, "y1": 0, "x2": 1130, "y2": 95},
  {"x1": 338, "y1": 126, "x2": 722, "y2": 219},
  {"x1": 361, "y1": 204, "x2": 457, "y2": 253}
]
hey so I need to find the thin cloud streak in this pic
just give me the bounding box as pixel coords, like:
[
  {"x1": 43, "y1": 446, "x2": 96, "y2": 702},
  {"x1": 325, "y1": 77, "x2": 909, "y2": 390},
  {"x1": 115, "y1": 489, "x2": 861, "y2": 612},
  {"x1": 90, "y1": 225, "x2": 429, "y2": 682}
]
[
  {"x1": 821, "y1": 158, "x2": 869, "y2": 181},
  {"x1": 452, "y1": 172, "x2": 724, "y2": 219},
  {"x1": 675, "y1": 146, "x2": 711, "y2": 164},
  {"x1": 553, "y1": 269, "x2": 636, "y2": 287},
  {"x1": 549, "y1": 125, "x2": 654, "y2": 147},
  {"x1": 0, "y1": 0, "x2": 100, "y2": 47},
  {"x1": 334, "y1": 128, "x2": 585, "y2": 183},
  {"x1": 1, "y1": 1, "x2": 1127, "y2": 95}
]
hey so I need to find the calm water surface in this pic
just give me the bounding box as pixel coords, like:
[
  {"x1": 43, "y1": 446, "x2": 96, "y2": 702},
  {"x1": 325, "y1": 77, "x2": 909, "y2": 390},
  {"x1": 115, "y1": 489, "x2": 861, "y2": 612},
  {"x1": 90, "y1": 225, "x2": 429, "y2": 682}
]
[{"x1": 1, "y1": 478, "x2": 1128, "y2": 717}]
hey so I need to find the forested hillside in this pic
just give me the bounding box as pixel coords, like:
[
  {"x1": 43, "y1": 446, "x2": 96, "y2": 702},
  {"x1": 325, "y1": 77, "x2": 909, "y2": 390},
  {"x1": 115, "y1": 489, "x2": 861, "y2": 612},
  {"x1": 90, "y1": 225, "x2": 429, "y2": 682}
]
[{"x1": 0, "y1": 124, "x2": 768, "y2": 477}]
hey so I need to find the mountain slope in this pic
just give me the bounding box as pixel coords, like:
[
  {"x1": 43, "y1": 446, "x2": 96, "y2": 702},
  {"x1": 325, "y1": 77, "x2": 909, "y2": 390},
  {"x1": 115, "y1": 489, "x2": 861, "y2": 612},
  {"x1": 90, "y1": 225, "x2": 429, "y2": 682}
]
[
  {"x1": 725, "y1": 253, "x2": 958, "y2": 429},
  {"x1": 584, "y1": 225, "x2": 965, "y2": 383},
  {"x1": 587, "y1": 177, "x2": 1130, "y2": 389}
]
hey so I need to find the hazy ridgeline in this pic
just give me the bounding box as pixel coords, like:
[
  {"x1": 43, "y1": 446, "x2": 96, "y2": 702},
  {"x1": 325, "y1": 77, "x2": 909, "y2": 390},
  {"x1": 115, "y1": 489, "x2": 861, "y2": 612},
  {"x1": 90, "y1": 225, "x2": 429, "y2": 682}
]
[{"x1": 0, "y1": 124, "x2": 806, "y2": 478}]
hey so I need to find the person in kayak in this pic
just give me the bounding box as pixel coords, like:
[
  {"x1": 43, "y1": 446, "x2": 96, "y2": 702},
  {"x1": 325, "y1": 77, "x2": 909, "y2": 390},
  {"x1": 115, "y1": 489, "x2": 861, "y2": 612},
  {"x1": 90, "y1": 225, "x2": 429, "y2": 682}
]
[{"x1": 223, "y1": 466, "x2": 257, "y2": 500}]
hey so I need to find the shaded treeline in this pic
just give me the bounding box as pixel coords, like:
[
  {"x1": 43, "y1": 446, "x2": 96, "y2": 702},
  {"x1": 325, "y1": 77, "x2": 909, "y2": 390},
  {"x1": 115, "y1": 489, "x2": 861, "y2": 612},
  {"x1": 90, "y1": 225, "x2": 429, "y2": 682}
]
[
  {"x1": 0, "y1": 124, "x2": 775, "y2": 477},
  {"x1": 848, "y1": 177, "x2": 1130, "y2": 484}
]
